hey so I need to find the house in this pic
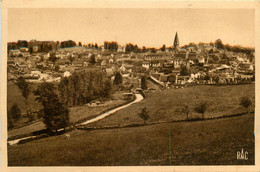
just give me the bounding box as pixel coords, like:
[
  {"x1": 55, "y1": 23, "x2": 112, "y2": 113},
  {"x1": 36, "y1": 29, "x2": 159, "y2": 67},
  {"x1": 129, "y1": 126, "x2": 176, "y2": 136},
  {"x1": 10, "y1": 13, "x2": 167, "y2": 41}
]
[
  {"x1": 73, "y1": 60, "x2": 83, "y2": 67},
  {"x1": 237, "y1": 63, "x2": 254, "y2": 73},
  {"x1": 101, "y1": 60, "x2": 107, "y2": 66},
  {"x1": 117, "y1": 46, "x2": 125, "y2": 53},
  {"x1": 63, "y1": 71, "x2": 71, "y2": 77},
  {"x1": 20, "y1": 47, "x2": 29, "y2": 52},
  {"x1": 9, "y1": 49, "x2": 21, "y2": 56},
  {"x1": 32, "y1": 45, "x2": 39, "y2": 53},
  {"x1": 198, "y1": 56, "x2": 205, "y2": 64},
  {"x1": 150, "y1": 60, "x2": 161, "y2": 68},
  {"x1": 104, "y1": 68, "x2": 115, "y2": 76},
  {"x1": 159, "y1": 74, "x2": 169, "y2": 82},
  {"x1": 174, "y1": 57, "x2": 185, "y2": 68},
  {"x1": 175, "y1": 75, "x2": 189, "y2": 84},
  {"x1": 144, "y1": 54, "x2": 164, "y2": 61},
  {"x1": 142, "y1": 62, "x2": 150, "y2": 69},
  {"x1": 31, "y1": 70, "x2": 41, "y2": 76},
  {"x1": 236, "y1": 57, "x2": 245, "y2": 64},
  {"x1": 109, "y1": 58, "x2": 114, "y2": 64},
  {"x1": 119, "y1": 64, "x2": 133, "y2": 73}
]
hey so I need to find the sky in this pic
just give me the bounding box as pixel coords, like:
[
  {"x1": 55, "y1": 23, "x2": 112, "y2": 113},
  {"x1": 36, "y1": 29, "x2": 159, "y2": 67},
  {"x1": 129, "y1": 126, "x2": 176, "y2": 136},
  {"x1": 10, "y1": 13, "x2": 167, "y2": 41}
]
[{"x1": 8, "y1": 8, "x2": 255, "y2": 48}]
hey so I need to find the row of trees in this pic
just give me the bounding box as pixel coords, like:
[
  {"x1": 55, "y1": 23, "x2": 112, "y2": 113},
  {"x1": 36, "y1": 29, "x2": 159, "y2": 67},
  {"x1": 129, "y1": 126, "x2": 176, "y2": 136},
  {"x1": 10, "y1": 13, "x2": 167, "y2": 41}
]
[
  {"x1": 138, "y1": 96, "x2": 253, "y2": 125},
  {"x1": 104, "y1": 41, "x2": 119, "y2": 51},
  {"x1": 182, "y1": 96, "x2": 253, "y2": 120},
  {"x1": 60, "y1": 40, "x2": 77, "y2": 48},
  {"x1": 59, "y1": 69, "x2": 113, "y2": 107},
  {"x1": 35, "y1": 82, "x2": 70, "y2": 132}
]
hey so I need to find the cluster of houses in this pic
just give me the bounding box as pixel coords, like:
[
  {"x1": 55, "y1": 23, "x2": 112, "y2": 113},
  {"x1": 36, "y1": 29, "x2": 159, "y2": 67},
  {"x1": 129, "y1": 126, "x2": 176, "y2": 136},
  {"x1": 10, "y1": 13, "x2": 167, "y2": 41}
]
[{"x1": 7, "y1": 34, "x2": 255, "y2": 88}]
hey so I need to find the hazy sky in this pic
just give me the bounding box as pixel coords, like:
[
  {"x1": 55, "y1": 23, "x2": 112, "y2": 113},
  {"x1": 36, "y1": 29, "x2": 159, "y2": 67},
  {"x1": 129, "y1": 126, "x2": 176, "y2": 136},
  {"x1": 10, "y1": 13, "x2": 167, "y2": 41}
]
[{"x1": 8, "y1": 8, "x2": 255, "y2": 48}]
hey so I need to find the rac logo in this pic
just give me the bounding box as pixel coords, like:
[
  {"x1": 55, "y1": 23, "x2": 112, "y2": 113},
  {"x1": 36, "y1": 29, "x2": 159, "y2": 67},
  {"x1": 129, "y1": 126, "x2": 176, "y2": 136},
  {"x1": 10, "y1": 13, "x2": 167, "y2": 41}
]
[{"x1": 237, "y1": 149, "x2": 248, "y2": 160}]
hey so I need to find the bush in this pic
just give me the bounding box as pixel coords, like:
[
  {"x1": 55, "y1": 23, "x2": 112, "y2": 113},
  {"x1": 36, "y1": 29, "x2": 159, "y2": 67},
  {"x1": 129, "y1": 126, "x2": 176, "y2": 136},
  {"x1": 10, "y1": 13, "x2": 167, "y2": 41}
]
[
  {"x1": 7, "y1": 103, "x2": 21, "y2": 129},
  {"x1": 194, "y1": 102, "x2": 209, "y2": 119},
  {"x1": 239, "y1": 96, "x2": 252, "y2": 113},
  {"x1": 138, "y1": 107, "x2": 149, "y2": 124}
]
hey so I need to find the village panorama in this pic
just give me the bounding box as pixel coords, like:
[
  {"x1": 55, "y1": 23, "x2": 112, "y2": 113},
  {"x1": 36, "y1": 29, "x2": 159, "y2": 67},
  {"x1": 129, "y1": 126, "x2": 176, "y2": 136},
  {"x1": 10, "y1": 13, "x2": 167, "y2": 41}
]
[{"x1": 7, "y1": 33, "x2": 255, "y2": 165}]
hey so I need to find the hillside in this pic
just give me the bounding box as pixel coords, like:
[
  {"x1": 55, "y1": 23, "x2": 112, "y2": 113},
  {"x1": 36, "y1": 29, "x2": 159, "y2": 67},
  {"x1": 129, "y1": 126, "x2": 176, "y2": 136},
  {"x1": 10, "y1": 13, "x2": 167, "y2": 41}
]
[
  {"x1": 8, "y1": 113, "x2": 254, "y2": 165},
  {"x1": 87, "y1": 84, "x2": 255, "y2": 128}
]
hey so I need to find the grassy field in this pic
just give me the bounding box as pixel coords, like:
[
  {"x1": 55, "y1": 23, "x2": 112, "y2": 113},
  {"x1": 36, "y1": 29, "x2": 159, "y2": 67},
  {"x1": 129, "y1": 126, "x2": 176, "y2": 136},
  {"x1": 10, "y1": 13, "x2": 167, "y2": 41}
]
[
  {"x1": 7, "y1": 81, "x2": 42, "y2": 113},
  {"x1": 87, "y1": 84, "x2": 255, "y2": 128},
  {"x1": 7, "y1": 81, "x2": 43, "y2": 128},
  {"x1": 8, "y1": 113, "x2": 254, "y2": 166},
  {"x1": 8, "y1": 93, "x2": 126, "y2": 138}
]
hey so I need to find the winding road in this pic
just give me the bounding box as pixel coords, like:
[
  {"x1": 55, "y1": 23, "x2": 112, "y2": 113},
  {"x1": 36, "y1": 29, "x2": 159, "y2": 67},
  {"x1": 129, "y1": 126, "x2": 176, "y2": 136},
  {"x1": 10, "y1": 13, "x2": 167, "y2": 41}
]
[
  {"x1": 79, "y1": 94, "x2": 144, "y2": 125},
  {"x1": 8, "y1": 93, "x2": 144, "y2": 146}
]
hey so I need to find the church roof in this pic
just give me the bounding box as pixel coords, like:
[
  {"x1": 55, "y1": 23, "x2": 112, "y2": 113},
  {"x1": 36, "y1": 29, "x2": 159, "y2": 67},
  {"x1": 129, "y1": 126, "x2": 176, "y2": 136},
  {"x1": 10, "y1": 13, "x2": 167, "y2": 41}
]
[{"x1": 174, "y1": 32, "x2": 179, "y2": 46}]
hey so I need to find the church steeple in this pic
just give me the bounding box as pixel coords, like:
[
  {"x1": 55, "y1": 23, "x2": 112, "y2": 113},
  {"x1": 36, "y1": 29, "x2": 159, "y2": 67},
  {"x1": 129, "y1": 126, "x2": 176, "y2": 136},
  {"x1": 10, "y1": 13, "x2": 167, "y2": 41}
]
[{"x1": 173, "y1": 32, "x2": 179, "y2": 49}]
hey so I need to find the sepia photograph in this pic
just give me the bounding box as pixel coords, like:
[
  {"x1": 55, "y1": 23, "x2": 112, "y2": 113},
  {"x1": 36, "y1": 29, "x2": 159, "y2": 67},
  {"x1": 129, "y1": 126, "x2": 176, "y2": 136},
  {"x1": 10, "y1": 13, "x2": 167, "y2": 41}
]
[{"x1": 1, "y1": 1, "x2": 260, "y2": 171}]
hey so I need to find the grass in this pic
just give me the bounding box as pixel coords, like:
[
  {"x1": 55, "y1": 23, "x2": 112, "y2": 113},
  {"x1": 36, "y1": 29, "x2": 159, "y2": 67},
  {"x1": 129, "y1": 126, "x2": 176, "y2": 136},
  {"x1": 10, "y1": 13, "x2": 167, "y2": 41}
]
[
  {"x1": 8, "y1": 93, "x2": 126, "y2": 138},
  {"x1": 87, "y1": 84, "x2": 255, "y2": 128},
  {"x1": 8, "y1": 113, "x2": 254, "y2": 166},
  {"x1": 7, "y1": 81, "x2": 42, "y2": 113}
]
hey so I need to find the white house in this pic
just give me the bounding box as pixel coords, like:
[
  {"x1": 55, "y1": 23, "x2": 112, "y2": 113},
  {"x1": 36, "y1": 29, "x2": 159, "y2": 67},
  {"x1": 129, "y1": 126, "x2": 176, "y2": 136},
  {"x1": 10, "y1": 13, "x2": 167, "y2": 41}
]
[{"x1": 63, "y1": 71, "x2": 71, "y2": 77}]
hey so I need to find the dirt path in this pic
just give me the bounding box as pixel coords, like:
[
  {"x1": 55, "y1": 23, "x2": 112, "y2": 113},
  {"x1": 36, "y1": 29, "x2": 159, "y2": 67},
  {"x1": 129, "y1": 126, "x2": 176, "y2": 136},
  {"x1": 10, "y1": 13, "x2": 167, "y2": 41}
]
[
  {"x1": 8, "y1": 94, "x2": 144, "y2": 145},
  {"x1": 78, "y1": 94, "x2": 144, "y2": 125}
]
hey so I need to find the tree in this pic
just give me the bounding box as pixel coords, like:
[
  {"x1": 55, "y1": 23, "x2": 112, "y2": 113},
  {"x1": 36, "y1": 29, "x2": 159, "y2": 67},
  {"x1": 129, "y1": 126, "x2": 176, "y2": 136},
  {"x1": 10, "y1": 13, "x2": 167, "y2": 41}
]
[
  {"x1": 194, "y1": 102, "x2": 209, "y2": 119},
  {"x1": 239, "y1": 96, "x2": 252, "y2": 114},
  {"x1": 8, "y1": 104, "x2": 21, "y2": 129},
  {"x1": 180, "y1": 65, "x2": 190, "y2": 76},
  {"x1": 49, "y1": 52, "x2": 58, "y2": 63},
  {"x1": 78, "y1": 42, "x2": 82, "y2": 46},
  {"x1": 160, "y1": 44, "x2": 166, "y2": 51},
  {"x1": 215, "y1": 39, "x2": 224, "y2": 49},
  {"x1": 10, "y1": 103, "x2": 21, "y2": 121},
  {"x1": 7, "y1": 112, "x2": 15, "y2": 129},
  {"x1": 141, "y1": 76, "x2": 147, "y2": 90},
  {"x1": 35, "y1": 82, "x2": 70, "y2": 132},
  {"x1": 16, "y1": 77, "x2": 30, "y2": 116},
  {"x1": 182, "y1": 104, "x2": 191, "y2": 120},
  {"x1": 89, "y1": 54, "x2": 96, "y2": 65},
  {"x1": 138, "y1": 107, "x2": 149, "y2": 124},
  {"x1": 113, "y1": 72, "x2": 123, "y2": 86}
]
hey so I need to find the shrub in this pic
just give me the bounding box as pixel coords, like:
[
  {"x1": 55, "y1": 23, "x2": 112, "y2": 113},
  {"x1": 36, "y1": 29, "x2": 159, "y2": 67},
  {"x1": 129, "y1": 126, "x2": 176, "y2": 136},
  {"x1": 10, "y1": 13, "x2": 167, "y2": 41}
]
[
  {"x1": 138, "y1": 107, "x2": 149, "y2": 124},
  {"x1": 239, "y1": 96, "x2": 252, "y2": 113},
  {"x1": 194, "y1": 102, "x2": 209, "y2": 119}
]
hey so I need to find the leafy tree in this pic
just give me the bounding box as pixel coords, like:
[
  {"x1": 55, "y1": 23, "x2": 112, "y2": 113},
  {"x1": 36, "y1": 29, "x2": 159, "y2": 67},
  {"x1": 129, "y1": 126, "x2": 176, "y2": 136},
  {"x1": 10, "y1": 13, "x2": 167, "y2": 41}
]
[
  {"x1": 9, "y1": 103, "x2": 21, "y2": 122},
  {"x1": 7, "y1": 112, "x2": 15, "y2": 129},
  {"x1": 142, "y1": 46, "x2": 147, "y2": 53},
  {"x1": 49, "y1": 52, "x2": 58, "y2": 63},
  {"x1": 113, "y1": 72, "x2": 123, "y2": 86},
  {"x1": 7, "y1": 104, "x2": 21, "y2": 129},
  {"x1": 138, "y1": 107, "x2": 149, "y2": 124},
  {"x1": 35, "y1": 82, "x2": 69, "y2": 132},
  {"x1": 182, "y1": 104, "x2": 191, "y2": 120},
  {"x1": 89, "y1": 54, "x2": 96, "y2": 65},
  {"x1": 59, "y1": 69, "x2": 113, "y2": 106},
  {"x1": 16, "y1": 77, "x2": 30, "y2": 116},
  {"x1": 215, "y1": 39, "x2": 224, "y2": 49},
  {"x1": 17, "y1": 77, "x2": 30, "y2": 100},
  {"x1": 194, "y1": 101, "x2": 209, "y2": 119},
  {"x1": 141, "y1": 76, "x2": 147, "y2": 90},
  {"x1": 180, "y1": 65, "x2": 190, "y2": 76},
  {"x1": 160, "y1": 44, "x2": 166, "y2": 51},
  {"x1": 239, "y1": 96, "x2": 252, "y2": 114},
  {"x1": 78, "y1": 42, "x2": 82, "y2": 46}
]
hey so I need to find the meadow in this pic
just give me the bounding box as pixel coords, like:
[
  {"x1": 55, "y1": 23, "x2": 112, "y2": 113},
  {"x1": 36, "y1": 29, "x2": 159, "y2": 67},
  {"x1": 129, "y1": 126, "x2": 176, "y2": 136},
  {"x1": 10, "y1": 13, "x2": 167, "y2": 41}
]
[
  {"x1": 8, "y1": 113, "x2": 254, "y2": 165},
  {"x1": 87, "y1": 84, "x2": 255, "y2": 128}
]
